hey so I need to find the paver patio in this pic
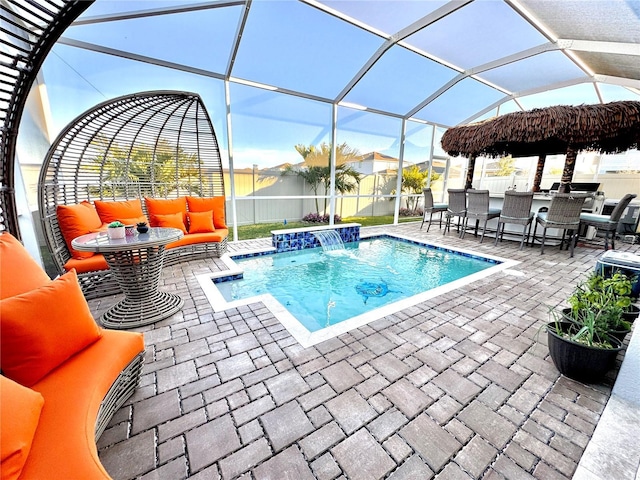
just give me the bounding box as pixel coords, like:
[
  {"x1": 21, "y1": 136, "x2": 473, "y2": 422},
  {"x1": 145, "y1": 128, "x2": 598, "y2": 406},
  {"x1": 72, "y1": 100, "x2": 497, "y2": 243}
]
[{"x1": 90, "y1": 222, "x2": 638, "y2": 479}]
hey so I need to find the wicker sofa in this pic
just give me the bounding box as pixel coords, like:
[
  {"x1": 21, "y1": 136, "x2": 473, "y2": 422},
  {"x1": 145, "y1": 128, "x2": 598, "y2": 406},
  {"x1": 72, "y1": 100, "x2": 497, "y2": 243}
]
[
  {"x1": 38, "y1": 91, "x2": 228, "y2": 299},
  {"x1": 0, "y1": 233, "x2": 144, "y2": 479}
]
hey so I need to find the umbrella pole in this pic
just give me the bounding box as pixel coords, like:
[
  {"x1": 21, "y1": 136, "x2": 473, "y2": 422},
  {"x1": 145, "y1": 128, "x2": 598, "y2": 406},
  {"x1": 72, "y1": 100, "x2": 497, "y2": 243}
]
[{"x1": 464, "y1": 154, "x2": 477, "y2": 190}]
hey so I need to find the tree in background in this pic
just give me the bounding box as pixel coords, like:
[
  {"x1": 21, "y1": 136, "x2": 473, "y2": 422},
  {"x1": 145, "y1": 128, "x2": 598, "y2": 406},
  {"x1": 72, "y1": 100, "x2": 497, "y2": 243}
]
[
  {"x1": 395, "y1": 165, "x2": 441, "y2": 212},
  {"x1": 283, "y1": 142, "x2": 362, "y2": 215},
  {"x1": 495, "y1": 156, "x2": 516, "y2": 177}
]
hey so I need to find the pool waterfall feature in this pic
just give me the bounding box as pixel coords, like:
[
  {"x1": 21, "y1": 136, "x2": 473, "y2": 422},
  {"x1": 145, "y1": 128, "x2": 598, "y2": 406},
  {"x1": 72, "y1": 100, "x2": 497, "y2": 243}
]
[
  {"x1": 197, "y1": 224, "x2": 520, "y2": 347},
  {"x1": 312, "y1": 230, "x2": 345, "y2": 252}
]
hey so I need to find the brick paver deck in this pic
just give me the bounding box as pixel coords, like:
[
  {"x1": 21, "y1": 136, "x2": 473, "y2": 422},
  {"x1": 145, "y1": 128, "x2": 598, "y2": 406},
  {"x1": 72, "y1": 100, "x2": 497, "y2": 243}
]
[{"x1": 90, "y1": 223, "x2": 638, "y2": 479}]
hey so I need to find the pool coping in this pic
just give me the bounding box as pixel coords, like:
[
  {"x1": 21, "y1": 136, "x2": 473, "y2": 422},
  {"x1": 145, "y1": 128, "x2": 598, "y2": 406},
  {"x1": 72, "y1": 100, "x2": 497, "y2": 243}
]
[{"x1": 197, "y1": 231, "x2": 521, "y2": 348}]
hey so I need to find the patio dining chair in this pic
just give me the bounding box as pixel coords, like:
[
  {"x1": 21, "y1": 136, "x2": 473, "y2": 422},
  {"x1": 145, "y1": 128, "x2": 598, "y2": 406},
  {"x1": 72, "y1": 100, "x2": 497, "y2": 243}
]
[
  {"x1": 420, "y1": 188, "x2": 448, "y2": 231},
  {"x1": 443, "y1": 189, "x2": 467, "y2": 235},
  {"x1": 460, "y1": 189, "x2": 501, "y2": 242},
  {"x1": 494, "y1": 190, "x2": 534, "y2": 250},
  {"x1": 579, "y1": 193, "x2": 637, "y2": 251},
  {"x1": 532, "y1": 193, "x2": 592, "y2": 257}
]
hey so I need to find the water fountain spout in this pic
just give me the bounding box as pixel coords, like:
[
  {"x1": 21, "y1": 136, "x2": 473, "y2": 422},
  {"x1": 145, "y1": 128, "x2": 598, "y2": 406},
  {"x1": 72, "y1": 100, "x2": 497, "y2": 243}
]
[{"x1": 313, "y1": 230, "x2": 345, "y2": 252}]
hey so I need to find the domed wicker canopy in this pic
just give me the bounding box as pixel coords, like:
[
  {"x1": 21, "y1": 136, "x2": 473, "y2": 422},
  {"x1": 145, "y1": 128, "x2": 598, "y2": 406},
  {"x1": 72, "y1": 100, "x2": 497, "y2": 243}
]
[{"x1": 38, "y1": 90, "x2": 225, "y2": 297}]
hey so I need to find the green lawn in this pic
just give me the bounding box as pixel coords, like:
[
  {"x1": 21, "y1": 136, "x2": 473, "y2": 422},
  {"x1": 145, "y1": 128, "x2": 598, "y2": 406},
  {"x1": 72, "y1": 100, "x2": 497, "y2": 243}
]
[{"x1": 230, "y1": 215, "x2": 421, "y2": 241}]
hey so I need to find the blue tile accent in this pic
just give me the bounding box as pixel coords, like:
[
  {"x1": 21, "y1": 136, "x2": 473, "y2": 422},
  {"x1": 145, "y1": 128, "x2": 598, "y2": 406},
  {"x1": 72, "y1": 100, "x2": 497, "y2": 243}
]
[{"x1": 271, "y1": 225, "x2": 361, "y2": 253}]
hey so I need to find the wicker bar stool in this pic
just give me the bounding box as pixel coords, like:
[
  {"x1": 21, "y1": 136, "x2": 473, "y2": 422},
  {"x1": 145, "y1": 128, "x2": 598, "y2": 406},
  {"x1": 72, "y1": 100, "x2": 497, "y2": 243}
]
[
  {"x1": 420, "y1": 188, "x2": 448, "y2": 232},
  {"x1": 532, "y1": 193, "x2": 591, "y2": 257},
  {"x1": 494, "y1": 190, "x2": 534, "y2": 250},
  {"x1": 443, "y1": 189, "x2": 467, "y2": 235},
  {"x1": 580, "y1": 193, "x2": 637, "y2": 250},
  {"x1": 460, "y1": 189, "x2": 501, "y2": 242}
]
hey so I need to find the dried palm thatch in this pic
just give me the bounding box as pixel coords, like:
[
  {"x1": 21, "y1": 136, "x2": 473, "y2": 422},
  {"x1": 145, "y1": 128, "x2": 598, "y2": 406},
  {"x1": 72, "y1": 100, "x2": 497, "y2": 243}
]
[{"x1": 441, "y1": 101, "x2": 640, "y2": 158}]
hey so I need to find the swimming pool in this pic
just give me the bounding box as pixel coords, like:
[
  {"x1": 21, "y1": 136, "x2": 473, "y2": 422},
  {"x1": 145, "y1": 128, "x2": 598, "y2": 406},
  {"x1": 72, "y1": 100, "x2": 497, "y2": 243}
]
[{"x1": 198, "y1": 234, "x2": 519, "y2": 347}]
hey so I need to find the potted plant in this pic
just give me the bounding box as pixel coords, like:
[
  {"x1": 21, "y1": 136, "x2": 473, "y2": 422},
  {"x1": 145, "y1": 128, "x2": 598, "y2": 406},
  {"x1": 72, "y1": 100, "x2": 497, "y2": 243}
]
[
  {"x1": 564, "y1": 272, "x2": 635, "y2": 341},
  {"x1": 107, "y1": 221, "x2": 126, "y2": 239},
  {"x1": 136, "y1": 221, "x2": 149, "y2": 234}
]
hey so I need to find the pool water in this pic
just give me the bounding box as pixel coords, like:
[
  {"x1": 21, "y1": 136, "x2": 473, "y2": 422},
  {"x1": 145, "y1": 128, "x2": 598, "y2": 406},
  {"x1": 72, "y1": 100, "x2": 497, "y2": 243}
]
[{"x1": 216, "y1": 237, "x2": 498, "y2": 332}]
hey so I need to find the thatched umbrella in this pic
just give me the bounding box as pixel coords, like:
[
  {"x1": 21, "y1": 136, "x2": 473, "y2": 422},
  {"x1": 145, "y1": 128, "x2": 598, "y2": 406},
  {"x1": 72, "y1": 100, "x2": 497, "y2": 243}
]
[{"x1": 441, "y1": 101, "x2": 640, "y2": 192}]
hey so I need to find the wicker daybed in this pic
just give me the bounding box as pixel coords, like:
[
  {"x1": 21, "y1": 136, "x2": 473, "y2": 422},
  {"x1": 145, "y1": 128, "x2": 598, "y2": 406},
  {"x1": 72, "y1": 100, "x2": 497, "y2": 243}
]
[{"x1": 38, "y1": 91, "x2": 228, "y2": 299}]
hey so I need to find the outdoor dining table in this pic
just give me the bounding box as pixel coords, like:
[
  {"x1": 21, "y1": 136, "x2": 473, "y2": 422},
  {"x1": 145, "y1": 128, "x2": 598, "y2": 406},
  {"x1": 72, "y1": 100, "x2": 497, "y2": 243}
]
[{"x1": 72, "y1": 227, "x2": 184, "y2": 329}]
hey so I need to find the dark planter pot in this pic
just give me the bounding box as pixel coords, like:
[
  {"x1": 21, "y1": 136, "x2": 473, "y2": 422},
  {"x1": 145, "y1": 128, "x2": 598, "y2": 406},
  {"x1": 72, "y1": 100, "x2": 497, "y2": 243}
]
[
  {"x1": 622, "y1": 304, "x2": 639, "y2": 324},
  {"x1": 547, "y1": 321, "x2": 623, "y2": 383},
  {"x1": 608, "y1": 327, "x2": 630, "y2": 343}
]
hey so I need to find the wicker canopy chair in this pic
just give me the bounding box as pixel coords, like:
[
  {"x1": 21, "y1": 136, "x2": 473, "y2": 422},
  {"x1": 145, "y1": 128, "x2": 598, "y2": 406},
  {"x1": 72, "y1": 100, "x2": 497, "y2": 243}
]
[
  {"x1": 443, "y1": 189, "x2": 467, "y2": 235},
  {"x1": 420, "y1": 188, "x2": 448, "y2": 232},
  {"x1": 460, "y1": 189, "x2": 501, "y2": 242},
  {"x1": 580, "y1": 193, "x2": 637, "y2": 251},
  {"x1": 532, "y1": 193, "x2": 591, "y2": 257},
  {"x1": 494, "y1": 190, "x2": 534, "y2": 250},
  {"x1": 38, "y1": 90, "x2": 226, "y2": 299}
]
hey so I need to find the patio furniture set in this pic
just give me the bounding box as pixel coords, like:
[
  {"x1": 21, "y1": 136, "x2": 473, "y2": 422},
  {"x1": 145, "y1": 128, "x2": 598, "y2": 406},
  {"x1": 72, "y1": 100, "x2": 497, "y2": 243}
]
[{"x1": 422, "y1": 187, "x2": 637, "y2": 256}]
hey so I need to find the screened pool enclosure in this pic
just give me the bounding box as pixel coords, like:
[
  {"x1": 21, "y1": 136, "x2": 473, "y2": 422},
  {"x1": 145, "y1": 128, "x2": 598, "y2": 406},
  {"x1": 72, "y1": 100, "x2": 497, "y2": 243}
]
[{"x1": 5, "y1": 0, "x2": 640, "y2": 245}]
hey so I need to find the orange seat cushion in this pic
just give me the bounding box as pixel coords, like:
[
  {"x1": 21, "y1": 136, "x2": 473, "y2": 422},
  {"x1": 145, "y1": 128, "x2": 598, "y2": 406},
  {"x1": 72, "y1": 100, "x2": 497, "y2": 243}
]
[
  {"x1": 0, "y1": 376, "x2": 44, "y2": 480},
  {"x1": 145, "y1": 197, "x2": 188, "y2": 226},
  {"x1": 151, "y1": 212, "x2": 187, "y2": 234},
  {"x1": 56, "y1": 202, "x2": 103, "y2": 260},
  {"x1": 187, "y1": 210, "x2": 215, "y2": 233},
  {"x1": 186, "y1": 196, "x2": 227, "y2": 229},
  {"x1": 94, "y1": 199, "x2": 146, "y2": 225},
  {"x1": 0, "y1": 270, "x2": 102, "y2": 387},
  {"x1": 64, "y1": 254, "x2": 109, "y2": 274},
  {"x1": 167, "y1": 230, "x2": 228, "y2": 249},
  {"x1": 23, "y1": 330, "x2": 144, "y2": 480},
  {"x1": 0, "y1": 234, "x2": 51, "y2": 300}
]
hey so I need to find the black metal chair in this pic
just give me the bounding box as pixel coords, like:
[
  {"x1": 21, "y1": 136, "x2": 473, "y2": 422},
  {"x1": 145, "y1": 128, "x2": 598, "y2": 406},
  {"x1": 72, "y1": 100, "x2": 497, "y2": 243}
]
[
  {"x1": 580, "y1": 193, "x2": 637, "y2": 250},
  {"x1": 420, "y1": 188, "x2": 448, "y2": 232},
  {"x1": 443, "y1": 189, "x2": 467, "y2": 235},
  {"x1": 494, "y1": 191, "x2": 534, "y2": 250},
  {"x1": 532, "y1": 193, "x2": 592, "y2": 257},
  {"x1": 460, "y1": 189, "x2": 501, "y2": 242}
]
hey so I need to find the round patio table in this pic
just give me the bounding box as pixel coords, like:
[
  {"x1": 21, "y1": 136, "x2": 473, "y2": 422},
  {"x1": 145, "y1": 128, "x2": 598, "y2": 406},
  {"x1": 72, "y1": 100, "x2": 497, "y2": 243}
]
[{"x1": 72, "y1": 227, "x2": 184, "y2": 329}]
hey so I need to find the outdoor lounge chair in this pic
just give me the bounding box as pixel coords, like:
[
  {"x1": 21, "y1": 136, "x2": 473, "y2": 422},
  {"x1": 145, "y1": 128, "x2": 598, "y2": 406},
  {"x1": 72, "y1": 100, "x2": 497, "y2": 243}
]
[
  {"x1": 494, "y1": 190, "x2": 534, "y2": 250},
  {"x1": 579, "y1": 193, "x2": 637, "y2": 250},
  {"x1": 443, "y1": 189, "x2": 467, "y2": 235},
  {"x1": 460, "y1": 189, "x2": 501, "y2": 242},
  {"x1": 420, "y1": 188, "x2": 448, "y2": 231},
  {"x1": 532, "y1": 193, "x2": 591, "y2": 257}
]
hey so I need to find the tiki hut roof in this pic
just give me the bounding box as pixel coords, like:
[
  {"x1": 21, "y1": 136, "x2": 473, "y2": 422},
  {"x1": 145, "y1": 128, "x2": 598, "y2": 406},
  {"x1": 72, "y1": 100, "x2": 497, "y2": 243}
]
[{"x1": 441, "y1": 101, "x2": 640, "y2": 158}]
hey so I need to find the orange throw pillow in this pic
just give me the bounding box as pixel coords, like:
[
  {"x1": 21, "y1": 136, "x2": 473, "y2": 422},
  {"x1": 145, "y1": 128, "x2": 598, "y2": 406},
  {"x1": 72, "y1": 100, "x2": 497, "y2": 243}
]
[
  {"x1": 145, "y1": 197, "x2": 187, "y2": 226},
  {"x1": 94, "y1": 199, "x2": 145, "y2": 224},
  {"x1": 0, "y1": 234, "x2": 51, "y2": 300},
  {"x1": 186, "y1": 196, "x2": 227, "y2": 229},
  {"x1": 0, "y1": 270, "x2": 102, "y2": 387},
  {"x1": 151, "y1": 212, "x2": 187, "y2": 234},
  {"x1": 56, "y1": 201, "x2": 103, "y2": 260},
  {"x1": 187, "y1": 210, "x2": 215, "y2": 233},
  {"x1": 0, "y1": 375, "x2": 44, "y2": 480}
]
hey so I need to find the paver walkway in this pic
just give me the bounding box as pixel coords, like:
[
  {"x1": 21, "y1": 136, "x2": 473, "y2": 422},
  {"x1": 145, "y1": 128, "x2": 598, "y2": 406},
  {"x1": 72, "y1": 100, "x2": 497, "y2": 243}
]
[{"x1": 91, "y1": 223, "x2": 638, "y2": 480}]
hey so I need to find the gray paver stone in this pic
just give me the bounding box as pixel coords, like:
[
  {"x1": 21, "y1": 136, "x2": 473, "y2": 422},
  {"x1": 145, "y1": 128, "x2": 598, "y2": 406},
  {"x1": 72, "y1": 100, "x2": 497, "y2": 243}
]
[
  {"x1": 216, "y1": 352, "x2": 255, "y2": 382},
  {"x1": 387, "y1": 455, "x2": 433, "y2": 480},
  {"x1": 399, "y1": 414, "x2": 462, "y2": 471},
  {"x1": 321, "y1": 360, "x2": 365, "y2": 393},
  {"x1": 382, "y1": 378, "x2": 432, "y2": 418},
  {"x1": 219, "y1": 438, "x2": 272, "y2": 479},
  {"x1": 367, "y1": 408, "x2": 409, "y2": 442},
  {"x1": 265, "y1": 369, "x2": 311, "y2": 405},
  {"x1": 432, "y1": 369, "x2": 482, "y2": 405},
  {"x1": 186, "y1": 414, "x2": 240, "y2": 472},
  {"x1": 311, "y1": 453, "x2": 342, "y2": 480},
  {"x1": 370, "y1": 353, "x2": 412, "y2": 381},
  {"x1": 299, "y1": 421, "x2": 346, "y2": 460},
  {"x1": 101, "y1": 430, "x2": 156, "y2": 479},
  {"x1": 454, "y1": 435, "x2": 498, "y2": 478},
  {"x1": 260, "y1": 401, "x2": 314, "y2": 451},
  {"x1": 458, "y1": 401, "x2": 517, "y2": 450},
  {"x1": 132, "y1": 390, "x2": 181, "y2": 434},
  {"x1": 326, "y1": 389, "x2": 377, "y2": 434},
  {"x1": 253, "y1": 446, "x2": 315, "y2": 480},
  {"x1": 332, "y1": 428, "x2": 396, "y2": 480}
]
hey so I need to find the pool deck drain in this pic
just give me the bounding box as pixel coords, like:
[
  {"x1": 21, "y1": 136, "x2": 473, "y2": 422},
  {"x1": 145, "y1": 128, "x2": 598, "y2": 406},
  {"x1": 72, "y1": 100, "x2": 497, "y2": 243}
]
[{"x1": 87, "y1": 223, "x2": 638, "y2": 480}]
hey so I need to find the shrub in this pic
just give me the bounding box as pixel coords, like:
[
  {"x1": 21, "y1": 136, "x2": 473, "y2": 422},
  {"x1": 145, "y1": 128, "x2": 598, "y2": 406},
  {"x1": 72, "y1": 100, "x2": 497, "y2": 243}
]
[
  {"x1": 302, "y1": 213, "x2": 342, "y2": 223},
  {"x1": 399, "y1": 208, "x2": 423, "y2": 217}
]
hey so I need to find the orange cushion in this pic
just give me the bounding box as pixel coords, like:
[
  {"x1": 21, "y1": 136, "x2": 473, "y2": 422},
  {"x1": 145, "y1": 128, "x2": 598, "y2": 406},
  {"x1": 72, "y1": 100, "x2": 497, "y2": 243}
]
[
  {"x1": 167, "y1": 230, "x2": 228, "y2": 249},
  {"x1": 0, "y1": 234, "x2": 51, "y2": 300},
  {"x1": 64, "y1": 254, "x2": 109, "y2": 274},
  {"x1": 186, "y1": 196, "x2": 227, "y2": 229},
  {"x1": 24, "y1": 330, "x2": 144, "y2": 480},
  {"x1": 94, "y1": 199, "x2": 145, "y2": 224},
  {"x1": 0, "y1": 376, "x2": 44, "y2": 480},
  {"x1": 0, "y1": 270, "x2": 102, "y2": 387},
  {"x1": 151, "y1": 212, "x2": 187, "y2": 234},
  {"x1": 56, "y1": 202, "x2": 103, "y2": 260},
  {"x1": 187, "y1": 210, "x2": 215, "y2": 233},
  {"x1": 145, "y1": 197, "x2": 187, "y2": 226}
]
